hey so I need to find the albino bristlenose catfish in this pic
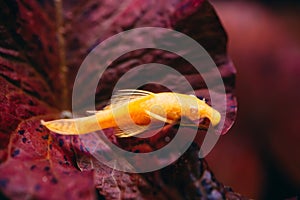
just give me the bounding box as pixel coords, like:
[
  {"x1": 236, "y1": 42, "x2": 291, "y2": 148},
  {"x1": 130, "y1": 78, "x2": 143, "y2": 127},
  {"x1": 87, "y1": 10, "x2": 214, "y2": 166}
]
[{"x1": 41, "y1": 89, "x2": 221, "y2": 137}]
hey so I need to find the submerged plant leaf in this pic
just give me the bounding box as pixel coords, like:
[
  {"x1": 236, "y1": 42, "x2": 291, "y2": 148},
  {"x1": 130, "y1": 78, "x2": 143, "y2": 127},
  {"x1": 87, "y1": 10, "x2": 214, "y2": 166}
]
[{"x1": 0, "y1": 0, "x2": 239, "y2": 199}]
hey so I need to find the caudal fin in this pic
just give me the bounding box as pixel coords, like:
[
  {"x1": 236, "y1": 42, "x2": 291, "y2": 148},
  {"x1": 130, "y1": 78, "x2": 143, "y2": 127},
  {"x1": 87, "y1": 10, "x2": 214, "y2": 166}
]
[
  {"x1": 41, "y1": 115, "x2": 102, "y2": 135},
  {"x1": 41, "y1": 119, "x2": 80, "y2": 135}
]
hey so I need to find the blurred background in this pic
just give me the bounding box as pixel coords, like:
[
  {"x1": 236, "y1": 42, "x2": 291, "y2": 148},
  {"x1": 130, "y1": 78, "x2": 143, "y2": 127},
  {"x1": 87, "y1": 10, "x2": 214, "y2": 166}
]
[{"x1": 206, "y1": 0, "x2": 300, "y2": 199}]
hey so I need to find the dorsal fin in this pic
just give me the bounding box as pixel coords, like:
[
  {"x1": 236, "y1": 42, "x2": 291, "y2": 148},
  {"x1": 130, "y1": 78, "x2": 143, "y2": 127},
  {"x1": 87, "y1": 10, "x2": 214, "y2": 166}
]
[
  {"x1": 109, "y1": 89, "x2": 154, "y2": 108},
  {"x1": 107, "y1": 89, "x2": 154, "y2": 137},
  {"x1": 86, "y1": 90, "x2": 154, "y2": 114}
]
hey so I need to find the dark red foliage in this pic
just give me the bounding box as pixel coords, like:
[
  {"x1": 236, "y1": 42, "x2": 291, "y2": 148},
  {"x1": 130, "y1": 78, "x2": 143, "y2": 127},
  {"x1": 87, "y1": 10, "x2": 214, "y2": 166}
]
[
  {"x1": 210, "y1": 2, "x2": 300, "y2": 198},
  {"x1": 0, "y1": 0, "x2": 240, "y2": 199}
]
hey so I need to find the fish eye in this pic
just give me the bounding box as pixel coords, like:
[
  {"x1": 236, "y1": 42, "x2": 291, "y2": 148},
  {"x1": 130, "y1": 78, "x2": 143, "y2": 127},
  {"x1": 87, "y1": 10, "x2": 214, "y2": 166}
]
[{"x1": 190, "y1": 106, "x2": 198, "y2": 115}]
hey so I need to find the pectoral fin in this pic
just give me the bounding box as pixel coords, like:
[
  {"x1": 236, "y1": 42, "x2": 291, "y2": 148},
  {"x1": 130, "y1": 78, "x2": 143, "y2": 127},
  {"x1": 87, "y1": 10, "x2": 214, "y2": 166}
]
[
  {"x1": 144, "y1": 110, "x2": 201, "y2": 130},
  {"x1": 144, "y1": 110, "x2": 175, "y2": 124}
]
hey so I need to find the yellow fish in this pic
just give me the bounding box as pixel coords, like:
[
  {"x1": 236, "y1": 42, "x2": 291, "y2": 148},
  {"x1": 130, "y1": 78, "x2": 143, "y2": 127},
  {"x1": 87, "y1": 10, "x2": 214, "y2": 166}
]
[{"x1": 41, "y1": 89, "x2": 221, "y2": 137}]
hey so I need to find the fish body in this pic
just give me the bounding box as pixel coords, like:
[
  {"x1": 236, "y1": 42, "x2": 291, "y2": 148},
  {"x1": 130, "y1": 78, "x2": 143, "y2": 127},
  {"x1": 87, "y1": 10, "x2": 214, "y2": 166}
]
[{"x1": 41, "y1": 90, "x2": 221, "y2": 137}]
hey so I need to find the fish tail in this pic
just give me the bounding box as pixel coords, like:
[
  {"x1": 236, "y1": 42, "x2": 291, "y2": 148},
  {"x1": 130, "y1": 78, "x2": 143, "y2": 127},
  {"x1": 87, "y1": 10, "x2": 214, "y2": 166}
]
[
  {"x1": 41, "y1": 119, "x2": 80, "y2": 135},
  {"x1": 41, "y1": 115, "x2": 100, "y2": 135}
]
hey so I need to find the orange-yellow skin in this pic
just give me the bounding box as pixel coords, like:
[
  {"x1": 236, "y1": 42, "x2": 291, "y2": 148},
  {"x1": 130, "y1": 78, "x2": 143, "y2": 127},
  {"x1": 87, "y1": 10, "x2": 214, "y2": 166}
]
[{"x1": 41, "y1": 92, "x2": 221, "y2": 137}]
